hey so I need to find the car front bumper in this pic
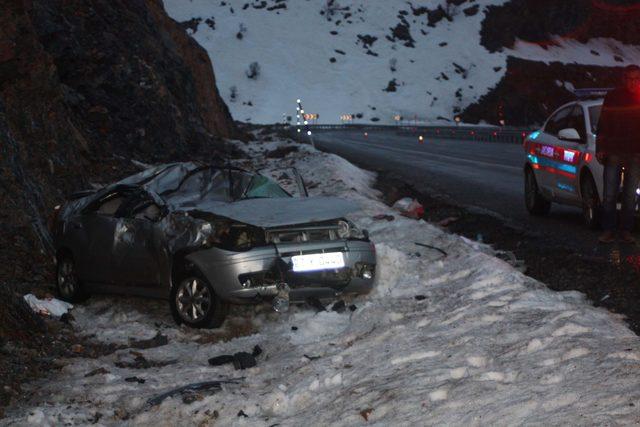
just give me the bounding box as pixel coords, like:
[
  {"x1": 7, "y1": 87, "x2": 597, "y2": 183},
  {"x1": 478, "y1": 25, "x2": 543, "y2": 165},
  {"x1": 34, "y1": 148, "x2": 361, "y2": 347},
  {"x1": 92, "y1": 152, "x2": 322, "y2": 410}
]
[{"x1": 185, "y1": 239, "x2": 376, "y2": 304}]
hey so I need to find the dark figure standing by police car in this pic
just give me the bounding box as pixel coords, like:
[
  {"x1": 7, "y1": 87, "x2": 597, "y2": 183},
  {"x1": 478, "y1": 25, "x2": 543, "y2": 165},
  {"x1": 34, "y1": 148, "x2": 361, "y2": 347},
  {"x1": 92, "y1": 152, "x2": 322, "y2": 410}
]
[{"x1": 596, "y1": 65, "x2": 640, "y2": 244}]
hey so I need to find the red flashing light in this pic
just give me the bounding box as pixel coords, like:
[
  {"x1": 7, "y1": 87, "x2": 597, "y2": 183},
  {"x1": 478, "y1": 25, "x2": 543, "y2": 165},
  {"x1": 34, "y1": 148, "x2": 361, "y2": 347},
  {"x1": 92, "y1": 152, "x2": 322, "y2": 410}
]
[{"x1": 584, "y1": 152, "x2": 593, "y2": 163}]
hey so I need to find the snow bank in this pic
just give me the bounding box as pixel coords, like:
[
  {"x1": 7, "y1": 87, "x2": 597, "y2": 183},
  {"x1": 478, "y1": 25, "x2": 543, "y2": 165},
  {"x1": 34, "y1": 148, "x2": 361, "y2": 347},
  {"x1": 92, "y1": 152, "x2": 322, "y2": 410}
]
[{"x1": 7, "y1": 138, "x2": 640, "y2": 425}]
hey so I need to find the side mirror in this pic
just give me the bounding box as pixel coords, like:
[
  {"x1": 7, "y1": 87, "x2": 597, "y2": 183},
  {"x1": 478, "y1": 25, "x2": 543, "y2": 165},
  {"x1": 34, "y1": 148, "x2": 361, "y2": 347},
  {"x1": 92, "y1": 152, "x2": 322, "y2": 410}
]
[{"x1": 558, "y1": 128, "x2": 582, "y2": 142}]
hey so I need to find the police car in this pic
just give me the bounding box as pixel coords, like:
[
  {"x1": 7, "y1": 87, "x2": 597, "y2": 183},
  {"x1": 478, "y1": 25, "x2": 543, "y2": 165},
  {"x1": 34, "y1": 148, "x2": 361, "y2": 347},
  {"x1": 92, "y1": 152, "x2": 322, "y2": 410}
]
[{"x1": 523, "y1": 89, "x2": 608, "y2": 228}]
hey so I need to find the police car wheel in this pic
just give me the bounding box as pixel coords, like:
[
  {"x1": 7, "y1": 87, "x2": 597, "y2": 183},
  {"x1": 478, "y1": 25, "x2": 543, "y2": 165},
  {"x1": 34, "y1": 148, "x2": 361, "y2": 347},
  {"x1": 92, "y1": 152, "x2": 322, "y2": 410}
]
[
  {"x1": 581, "y1": 173, "x2": 601, "y2": 230},
  {"x1": 525, "y1": 167, "x2": 551, "y2": 216}
]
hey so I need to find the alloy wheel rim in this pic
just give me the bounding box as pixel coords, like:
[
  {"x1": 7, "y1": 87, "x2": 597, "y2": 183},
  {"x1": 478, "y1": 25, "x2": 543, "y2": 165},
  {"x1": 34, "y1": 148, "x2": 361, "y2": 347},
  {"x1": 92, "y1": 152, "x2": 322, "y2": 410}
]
[
  {"x1": 176, "y1": 278, "x2": 212, "y2": 323},
  {"x1": 58, "y1": 260, "x2": 76, "y2": 297}
]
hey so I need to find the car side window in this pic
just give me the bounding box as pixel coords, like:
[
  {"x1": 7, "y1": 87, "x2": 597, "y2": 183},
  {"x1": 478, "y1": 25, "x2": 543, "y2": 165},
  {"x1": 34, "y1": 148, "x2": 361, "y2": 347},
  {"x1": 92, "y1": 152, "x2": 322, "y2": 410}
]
[
  {"x1": 113, "y1": 191, "x2": 162, "y2": 221},
  {"x1": 90, "y1": 193, "x2": 126, "y2": 216},
  {"x1": 567, "y1": 105, "x2": 587, "y2": 142},
  {"x1": 545, "y1": 106, "x2": 573, "y2": 136}
]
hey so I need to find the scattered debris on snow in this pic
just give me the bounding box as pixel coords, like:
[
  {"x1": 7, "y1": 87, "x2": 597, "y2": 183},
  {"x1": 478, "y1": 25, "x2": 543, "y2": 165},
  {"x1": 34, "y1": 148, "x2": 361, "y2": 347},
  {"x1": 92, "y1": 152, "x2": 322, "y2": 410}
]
[
  {"x1": 23, "y1": 294, "x2": 73, "y2": 318},
  {"x1": 392, "y1": 197, "x2": 425, "y2": 219}
]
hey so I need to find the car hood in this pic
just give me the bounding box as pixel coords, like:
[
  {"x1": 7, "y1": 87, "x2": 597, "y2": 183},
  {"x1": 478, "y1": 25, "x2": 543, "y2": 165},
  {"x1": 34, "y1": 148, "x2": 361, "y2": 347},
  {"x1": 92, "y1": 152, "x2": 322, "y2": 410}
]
[{"x1": 172, "y1": 196, "x2": 359, "y2": 228}]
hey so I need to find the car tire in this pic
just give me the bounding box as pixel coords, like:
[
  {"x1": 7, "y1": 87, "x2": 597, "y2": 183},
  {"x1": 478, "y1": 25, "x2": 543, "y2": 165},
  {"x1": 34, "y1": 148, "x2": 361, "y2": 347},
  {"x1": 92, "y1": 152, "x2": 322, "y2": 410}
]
[
  {"x1": 170, "y1": 269, "x2": 228, "y2": 329},
  {"x1": 581, "y1": 172, "x2": 601, "y2": 230},
  {"x1": 56, "y1": 253, "x2": 90, "y2": 303},
  {"x1": 524, "y1": 167, "x2": 551, "y2": 216}
]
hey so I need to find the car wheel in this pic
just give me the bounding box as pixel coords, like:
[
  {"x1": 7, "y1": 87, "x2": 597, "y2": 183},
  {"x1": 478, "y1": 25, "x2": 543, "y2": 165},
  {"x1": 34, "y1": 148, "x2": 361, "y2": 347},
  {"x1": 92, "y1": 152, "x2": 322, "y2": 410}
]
[
  {"x1": 170, "y1": 270, "x2": 228, "y2": 329},
  {"x1": 581, "y1": 173, "x2": 601, "y2": 229},
  {"x1": 56, "y1": 253, "x2": 89, "y2": 303},
  {"x1": 524, "y1": 167, "x2": 551, "y2": 216}
]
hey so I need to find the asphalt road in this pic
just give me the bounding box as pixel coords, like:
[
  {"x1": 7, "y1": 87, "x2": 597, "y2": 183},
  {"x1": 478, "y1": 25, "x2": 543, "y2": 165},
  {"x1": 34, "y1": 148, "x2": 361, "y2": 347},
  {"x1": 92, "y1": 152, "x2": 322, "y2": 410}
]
[{"x1": 312, "y1": 129, "x2": 601, "y2": 252}]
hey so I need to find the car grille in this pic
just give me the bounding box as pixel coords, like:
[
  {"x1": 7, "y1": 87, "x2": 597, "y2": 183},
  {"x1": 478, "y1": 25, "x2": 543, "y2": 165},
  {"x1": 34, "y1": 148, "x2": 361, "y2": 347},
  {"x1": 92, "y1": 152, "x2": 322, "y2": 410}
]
[{"x1": 265, "y1": 223, "x2": 342, "y2": 243}]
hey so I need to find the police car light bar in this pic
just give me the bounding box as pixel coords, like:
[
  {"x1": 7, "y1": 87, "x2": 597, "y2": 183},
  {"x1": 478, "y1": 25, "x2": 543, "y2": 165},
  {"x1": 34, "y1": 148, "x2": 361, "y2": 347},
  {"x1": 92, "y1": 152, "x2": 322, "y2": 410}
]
[{"x1": 572, "y1": 88, "x2": 613, "y2": 99}]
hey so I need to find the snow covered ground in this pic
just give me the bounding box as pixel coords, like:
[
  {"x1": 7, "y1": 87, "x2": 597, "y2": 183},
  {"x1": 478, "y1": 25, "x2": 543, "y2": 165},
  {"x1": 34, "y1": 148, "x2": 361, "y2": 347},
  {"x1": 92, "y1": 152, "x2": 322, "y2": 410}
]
[
  {"x1": 7, "y1": 135, "x2": 640, "y2": 425},
  {"x1": 163, "y1": 0, "x2": 640, "y2": 126}
]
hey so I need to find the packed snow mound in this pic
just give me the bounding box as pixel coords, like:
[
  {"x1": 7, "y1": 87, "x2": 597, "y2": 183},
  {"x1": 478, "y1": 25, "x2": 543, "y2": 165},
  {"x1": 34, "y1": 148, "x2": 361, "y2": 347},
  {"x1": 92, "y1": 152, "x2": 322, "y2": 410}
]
[
  {"x1": 8, "y1": 136, "x2": 640, "y2": 425},
  {"x1": 163, "y1": 0, "x2": 640, "y2": 125}
]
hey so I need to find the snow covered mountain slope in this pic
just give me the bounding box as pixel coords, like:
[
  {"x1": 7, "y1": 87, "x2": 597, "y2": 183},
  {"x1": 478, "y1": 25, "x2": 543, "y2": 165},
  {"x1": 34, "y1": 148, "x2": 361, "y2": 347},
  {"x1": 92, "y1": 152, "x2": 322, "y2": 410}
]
[
  {"x1": 8, "y1": 136, "x2": 640, "y2": 425},
  {"x1": 163, "y1": 0, "x2": 640, "y2": 125}
]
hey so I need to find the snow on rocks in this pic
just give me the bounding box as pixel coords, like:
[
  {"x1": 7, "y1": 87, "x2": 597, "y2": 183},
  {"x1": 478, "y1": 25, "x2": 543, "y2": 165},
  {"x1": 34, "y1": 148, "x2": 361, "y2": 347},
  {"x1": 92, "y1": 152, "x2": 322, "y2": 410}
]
[
  {"x1": 7, "y1": 138, "x2": 640, "y2": 425},
  {"x1": 163, "y1": 0, "x2": 510, "y2": 125}
]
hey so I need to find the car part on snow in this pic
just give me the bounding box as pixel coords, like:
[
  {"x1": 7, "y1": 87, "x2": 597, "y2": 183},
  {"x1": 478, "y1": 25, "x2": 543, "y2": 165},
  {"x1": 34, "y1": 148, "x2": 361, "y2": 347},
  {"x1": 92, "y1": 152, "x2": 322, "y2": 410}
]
[
  {"x1": 145, "y1": 379, "x2": 244, "y2": 408},
  {"x1": 373, "y1": 214, "x2": 395, "y2": 221},
  {"x1": 23, "y1": 294, "x2": 73, "y2": 318},
  {"x1": 272, "y1": 282, "x2": 290, "y2": 313},
  {"x1": 207, "y1": 345, "x2": 263, "y2": 370},
  {"x1": 415, "y1": 242, "x2": 448, "y2": 258},
  {"x1": 392, "y1": 197, "x2": 425, "y2": 219},
  {"x1": 129, "y1": 332, "x2": 169, "y2": 349}
]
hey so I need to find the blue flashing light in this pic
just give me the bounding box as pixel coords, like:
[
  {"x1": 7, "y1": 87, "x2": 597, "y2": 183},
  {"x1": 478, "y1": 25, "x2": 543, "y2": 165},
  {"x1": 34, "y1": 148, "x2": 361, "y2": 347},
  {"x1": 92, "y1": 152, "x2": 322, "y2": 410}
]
[
  {"x1": 529, "y1": 131, "x2": 541, "y2": 140},
  {"x1": 527, "y1": 154, "x2": 539, "y2": 164}
]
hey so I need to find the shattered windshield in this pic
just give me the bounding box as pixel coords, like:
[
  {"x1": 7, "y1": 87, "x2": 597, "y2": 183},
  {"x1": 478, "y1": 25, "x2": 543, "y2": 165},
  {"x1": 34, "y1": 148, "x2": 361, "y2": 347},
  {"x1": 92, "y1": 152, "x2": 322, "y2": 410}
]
[{"x1": 242, "y1": 175, "x2": 291, "y2": 199}]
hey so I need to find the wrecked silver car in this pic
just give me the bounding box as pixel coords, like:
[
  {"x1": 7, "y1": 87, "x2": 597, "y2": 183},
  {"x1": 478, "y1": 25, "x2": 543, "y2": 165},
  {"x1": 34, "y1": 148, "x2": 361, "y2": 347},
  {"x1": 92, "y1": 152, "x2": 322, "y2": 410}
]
[{"x1": 51, "y1": 162, "x2": 376, "y2": 328}]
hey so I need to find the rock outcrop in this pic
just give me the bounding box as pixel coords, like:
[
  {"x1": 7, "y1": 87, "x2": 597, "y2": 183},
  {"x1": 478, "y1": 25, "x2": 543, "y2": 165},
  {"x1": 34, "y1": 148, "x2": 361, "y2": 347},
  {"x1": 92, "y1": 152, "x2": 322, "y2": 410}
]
[
  {"x1": 0, "y1": 0, "x2": 237, "y2": 283},
  {"x1": 464, "y1": 0, "x2": 640, "y2": 125}
]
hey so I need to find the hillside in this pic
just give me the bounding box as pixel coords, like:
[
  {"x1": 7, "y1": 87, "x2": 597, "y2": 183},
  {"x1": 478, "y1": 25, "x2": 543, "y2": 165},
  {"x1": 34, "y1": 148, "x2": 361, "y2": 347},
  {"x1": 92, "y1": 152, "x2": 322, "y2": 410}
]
[
  {"x1": 0, "y1": 0, "x2": 236, "y2": 406},
  {"x1": 164, "y1": 0, "x2": 640, "y2": 126},
  {"x1": 0, "y1": 0, "x2": 236, "y2": 285}
]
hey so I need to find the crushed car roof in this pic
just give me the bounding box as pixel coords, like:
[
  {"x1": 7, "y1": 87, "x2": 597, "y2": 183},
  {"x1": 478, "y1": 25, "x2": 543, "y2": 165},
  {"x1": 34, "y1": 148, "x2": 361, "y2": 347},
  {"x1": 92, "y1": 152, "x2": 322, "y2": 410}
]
[{"x1": 116, "y1": 162, "x2": 359, "y2": 227}]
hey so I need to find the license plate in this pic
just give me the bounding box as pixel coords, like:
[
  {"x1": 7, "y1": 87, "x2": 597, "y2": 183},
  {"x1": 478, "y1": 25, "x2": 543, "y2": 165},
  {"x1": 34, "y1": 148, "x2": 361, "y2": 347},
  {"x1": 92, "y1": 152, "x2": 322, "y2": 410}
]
[{"x1": 291, "y1": 252, "x2": 345, "y2": 272}]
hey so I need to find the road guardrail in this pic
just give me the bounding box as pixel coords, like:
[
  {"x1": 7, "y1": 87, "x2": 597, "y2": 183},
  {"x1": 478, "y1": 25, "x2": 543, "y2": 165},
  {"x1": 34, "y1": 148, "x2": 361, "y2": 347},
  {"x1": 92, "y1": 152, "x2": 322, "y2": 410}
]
[{"x1": 280, "y1": 124, "x2": 535, "y2": 144}]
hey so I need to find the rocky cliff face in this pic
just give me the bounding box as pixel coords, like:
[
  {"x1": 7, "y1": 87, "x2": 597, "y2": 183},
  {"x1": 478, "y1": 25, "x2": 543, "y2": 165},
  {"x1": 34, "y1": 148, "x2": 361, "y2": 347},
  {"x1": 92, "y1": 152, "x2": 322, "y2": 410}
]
[
  {"x1": 0, "y1": 0, "x2": 236, "y2": 283},
  {"x1": 464, "y1": 0, "x2": 640, "y2": 125}
]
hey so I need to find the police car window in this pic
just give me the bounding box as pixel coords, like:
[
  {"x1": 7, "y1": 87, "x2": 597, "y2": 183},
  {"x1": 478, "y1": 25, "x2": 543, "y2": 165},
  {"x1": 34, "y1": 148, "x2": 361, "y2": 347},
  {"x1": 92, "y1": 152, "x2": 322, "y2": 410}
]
[
  {"x1": 545, "y1": 106, "x2": 573, "y2": 135},
  {"x1": 589, "y1": 105, "x2": 601, "y2": 134},
  {"x1": 567, "y1": 106, "x2": 587, "y2": 141}
]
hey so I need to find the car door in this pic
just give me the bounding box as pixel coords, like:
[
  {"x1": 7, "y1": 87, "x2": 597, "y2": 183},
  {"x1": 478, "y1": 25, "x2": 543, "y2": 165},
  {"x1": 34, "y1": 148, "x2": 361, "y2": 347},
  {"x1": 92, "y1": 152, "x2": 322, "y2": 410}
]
[
  {"x1": 110, "y1": 191, "x2": 165, "y2": 294},
  {"x1": 536, "y1": 104, "x2": 575, "y2": 196},
  {"x1": 73, "y1": 190, "x2": 129, "y2": 285},
  {"x1": 551, "y1": 104, "x2": 586, "y2": 203}
]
